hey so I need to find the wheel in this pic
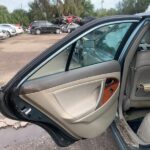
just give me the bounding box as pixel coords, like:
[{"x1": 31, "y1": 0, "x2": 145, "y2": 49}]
[
  {"x1": 35, "y1": 29, "x2": 41, "y2": 35},
  {"x1": 56, "y1": 29, "x2": 61, "y2": 34},
  {"x1": 6, "y1": 31, "x2": 11, "y2": 38}
]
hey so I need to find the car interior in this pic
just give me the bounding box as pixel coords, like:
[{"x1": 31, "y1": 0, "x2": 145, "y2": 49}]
[{"x1": 123, "y1": 30, "x2": 150, "y2": 144}]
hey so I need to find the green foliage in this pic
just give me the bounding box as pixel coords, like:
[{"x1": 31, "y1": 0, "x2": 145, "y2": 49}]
[
  {"x1": 117, "y1": 0, "x2": 150, "y2": 14},
  {"x1": 11, "y1": 9, "x2": 29, "y2": 26},
  {"x1": 0, "y1": 0, "x2": 149, "y2": 27},
  {"x1": 0, "y1": 5, "x2": 10, "y2": 23},
  {"x1": 95, "y1": 8, "x2": 118, "y2": 17},
  {"x1": 28, "y1": 0, "x2": 94, "y2": 20}
]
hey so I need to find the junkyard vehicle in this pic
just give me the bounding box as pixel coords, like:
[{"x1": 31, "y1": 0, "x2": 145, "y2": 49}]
[
  {"x1": 0, "y1": 24, "x2": 17, "y2": 37},
  {"x1": 61, "y1": 23, "x2": 80, "y2": 33},
  {"x1": 13, "y1": 24, "x2": 24, "y2": 34},
  {"x1": 29, "y1": 20, "x2": 62, "y2": 35},
  {"x1": 0, "y1": 29, "x2": 7, "y2": 39},
  {"x1": 1, "y1": 14, "x2": 150, "y2": 150}
]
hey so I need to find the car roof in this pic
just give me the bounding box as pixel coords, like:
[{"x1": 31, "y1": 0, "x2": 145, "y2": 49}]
[{"x1": 135, "y1": 12, "x2": 150, "y2": 18}]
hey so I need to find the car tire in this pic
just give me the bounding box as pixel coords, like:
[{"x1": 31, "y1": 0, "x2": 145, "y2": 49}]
[
  {"x1": 6, "y1": 31, "x2": 11, "y2": 38},
  {"x1": 56, "y1": 29, "x2": 61, "y2": 34},
  {"x1": 35, "y1": 29, "x2": 41, "y2": 35}
]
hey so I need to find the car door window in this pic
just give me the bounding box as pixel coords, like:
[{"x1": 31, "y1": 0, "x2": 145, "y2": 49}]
[
  {"x1": 29, "y1": 47, "x2": 71, "y2": 80},
  {"x1": 46, "y1": 22, "x2": 53, "y2": 26},
  {"x1": 28, "y1": 22, "x2": 132, "y2": 80},
  {"x1": 70, "y1": 23, "x2": 132, "y2": 69}
]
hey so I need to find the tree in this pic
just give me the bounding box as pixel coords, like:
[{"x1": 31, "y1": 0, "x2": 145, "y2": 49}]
[
  {"x1": 95, "y1": 8, "x2": 118, "y2": 17},
  {"x1": 62, "y1": 0, "x2": 94, "y2": 17},
  {"x1": 11, "y1": 9, "x2": 29, "y2": 26},
  {"x1": 0, "y1": 5, "x2": 10, "y2": 23},
  {"x1": 117, "y1": 0, "x2": 150, "y2": 14},
  {"x1": 28, "y1": 0, "x2": 94, "y2": 21},
  {"x1": 28, "y1": 0, "x2": 51, "y2": 21}
]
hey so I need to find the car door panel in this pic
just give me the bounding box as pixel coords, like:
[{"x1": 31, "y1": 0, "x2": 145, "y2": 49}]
[
  {"x1": 129, "y1": 51, "x2": 150, "y2": 108},
  {"x1": 20, "y1": 61, "x2": 120, "y2": 138}
]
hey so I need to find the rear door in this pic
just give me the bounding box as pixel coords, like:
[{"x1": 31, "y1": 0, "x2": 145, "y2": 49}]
[
  {"x1": 0, "y1": 17, "x2": 140, "y2": 147},
  {"x1": 46, "y1": 22, "x2": 55, "y2": 33}
]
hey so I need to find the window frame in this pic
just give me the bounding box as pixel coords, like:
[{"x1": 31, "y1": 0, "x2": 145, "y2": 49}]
[
  {"x1": 19, "y1": 20, "x2": 138, "y2": 83},
  {"x1": 67, "y1": 22, "x2": 135, "y2": 71}
]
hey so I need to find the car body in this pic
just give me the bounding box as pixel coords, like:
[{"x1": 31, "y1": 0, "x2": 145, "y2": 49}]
[
  {"x1": 13, "y1": 24, "x2": 24, "y2": 34},
  {"x1": 80, "y1": 16, "x2": 97, "y2": 25},
  {"x1": 61, "y1": 23, "x2": 80, "y2": 33},
  {"x1": 0, "y1": 24, "x2": 17, "y2": 37},
  {"x1": 1, "y1": 24, "x2": 24, "y2": 34},
  {"x1": 0, "y1": 28, "x2": 7, "y2": 39},
  {"x1": 1, "y1": 14, "x2": 150, "y2": 150},
  {"x1": 29, "y1": 20, "x2": 62, "y2": 35}
]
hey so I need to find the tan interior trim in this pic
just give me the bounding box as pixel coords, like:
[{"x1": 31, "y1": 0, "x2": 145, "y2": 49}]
[{"x1": 20, "y1": 72, "x2": 120, "y2": 139}]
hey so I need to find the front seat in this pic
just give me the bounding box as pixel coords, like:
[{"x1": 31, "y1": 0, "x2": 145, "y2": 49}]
[{"x1": 137, "y1": 113, "x2": 150, "y2": 143}]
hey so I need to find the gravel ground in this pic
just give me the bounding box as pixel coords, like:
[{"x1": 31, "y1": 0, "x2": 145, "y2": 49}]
[{"x1": 0, "y1": 34, "x2": 119, "y2": 150}]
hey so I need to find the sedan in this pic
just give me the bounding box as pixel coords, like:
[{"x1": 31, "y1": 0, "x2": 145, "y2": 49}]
[
  {"x1": 0, "y1": 24, "x2": 17, "y2": 37},
  {"x1": 0, "y1": 29, "x2": 7, "y2": 39},
  {"x1": 61, "y1": 23, "x2": 80, "y2": 33},
  {"x1": 1, "y1": 13, "x2": 150, "y2": 150},
  {"x1": 29, "y1": 20, "x2": 62, "y2": 35}
]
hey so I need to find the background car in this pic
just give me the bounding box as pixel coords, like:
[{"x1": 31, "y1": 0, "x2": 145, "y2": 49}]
[
  {"x1": 0, "y1": 24, "x2": 17, "y2": 37},
  {"x1": 29, "y1": 20, "x2": 62, "y2": 35},
  {"x1": 0, "y1": 28, "x2": 7, "y2": 39},
  {"x1": 13, "y1": 24, "x2": 24, "y2": 34},
  {"x1": 61, "y1": 23, "x2": 80, "y2": 33},
  {"x1": 1, "y1": 24, "x2": 24, "y2": 35}
]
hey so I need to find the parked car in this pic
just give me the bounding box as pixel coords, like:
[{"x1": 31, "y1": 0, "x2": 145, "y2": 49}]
[
  {"x1": 0, "y1": 29, "x2": 7, "y2": 39},
  {"x1": 1, "y1": 24, "x2": 24, "y2": 35},
  {"x1": 13, "y1": 24, "x2": 24, "y2": 34},
  {"x1": 1, "y1": 14, "x2": 150, "y2": 150},
  {"x1": 0, "y1": 24, "x2": 16, "y2": 37},
  {"x1": 61, "y1": 23, "x2": 80, "y2": 33},
  {"x1": 80, "y1": 16, "x2": 97, "y2": 25},
  {"x1": 29, "y1": 20, "x2": 62, "y2": 35}
]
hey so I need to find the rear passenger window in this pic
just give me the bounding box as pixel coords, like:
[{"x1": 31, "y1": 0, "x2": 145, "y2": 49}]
[
  {"x1": 28, "y1": 22, "x2": 132, "y2": 80},
  {"x1": 70, "y1": 23, "x2": 132, "y2": 69}
]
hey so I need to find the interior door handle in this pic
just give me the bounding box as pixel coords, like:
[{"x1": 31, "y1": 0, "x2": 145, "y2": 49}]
[
  {"x1": 95, "y1": 78, "x2": 119, "y2": 110},
  {"x1": 95, "y1": 80, "x2": 105, "y2": 110},
  {"x1": 139, "y1": 83, "x2": 150, "y2": 92}
]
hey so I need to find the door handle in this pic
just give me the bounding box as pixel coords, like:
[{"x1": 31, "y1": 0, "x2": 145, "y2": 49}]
[
  {"x1": 95, "y1": 78, "x2": 119, "y2": 110},
  {"x1": 95, "y1": 80, "x2": 105, "y2": 110}
]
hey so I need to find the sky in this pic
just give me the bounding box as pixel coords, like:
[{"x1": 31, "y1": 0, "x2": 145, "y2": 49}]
[{"x1": 0, "y1": 0, "x2": 120, "y2": 12}]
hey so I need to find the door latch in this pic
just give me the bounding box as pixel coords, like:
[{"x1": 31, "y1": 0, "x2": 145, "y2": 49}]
[{"x1": 21, "y1": 107, "x2": 32, "y2": 115}]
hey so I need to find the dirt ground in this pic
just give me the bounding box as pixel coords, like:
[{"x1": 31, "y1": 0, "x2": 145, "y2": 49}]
[
  {"x1": 0, "y1": 34, "x2": 119, "y2": 150},
  {"x1": 0, "y1": 34, "x2": 66, "y2": 85}
]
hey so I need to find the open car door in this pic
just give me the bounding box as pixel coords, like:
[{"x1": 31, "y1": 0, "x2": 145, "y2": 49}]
[{"x1": 0, "y1": 17, "x2": 140, "y2": 147}]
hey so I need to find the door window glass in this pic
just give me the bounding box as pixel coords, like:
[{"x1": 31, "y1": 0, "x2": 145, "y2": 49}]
[
  {"x1": 29, "y1": 46, "x2": 71, "y2": 80},
  {"x1": 28, "y1": 22, "x2": 132, "y2": 80},
  {"x1": 70, "y1": 22, "x2": 132, "y2": 69}
]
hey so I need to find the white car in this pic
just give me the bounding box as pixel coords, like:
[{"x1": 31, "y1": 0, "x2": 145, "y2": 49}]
[
  {"x1": 13, "y1": 24, "x2": 24, "y2": 34},
  {"x1": 1, "y1": 24, "x2": 24, "y2": 35},
  {"x1": 0, "y1": 25, "x2": 17, "y2": 37},
  {"x1": 0, "y1": 29, "x2": 7, "y2": 39}
]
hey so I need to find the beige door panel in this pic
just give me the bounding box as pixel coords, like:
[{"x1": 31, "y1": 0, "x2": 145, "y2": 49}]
[
  {"x1": 21, "y1": 72, "x2": 120, "y2": 138},
  {"x1": 20, "y1": 72, "x2": 120, "y2": 139}
]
